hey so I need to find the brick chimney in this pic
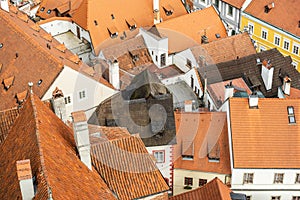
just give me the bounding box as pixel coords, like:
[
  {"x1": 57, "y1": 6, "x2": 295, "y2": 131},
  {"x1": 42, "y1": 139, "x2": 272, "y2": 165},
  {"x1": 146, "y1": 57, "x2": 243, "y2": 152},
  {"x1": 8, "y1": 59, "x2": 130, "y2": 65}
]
[
  {"x1": 261, "y1": 59, "x2": 274, "y2": 91},
  {"x1": 282, "y1": 76, "x2": 291, "y2": 95},
  {"x1": 71, "y1": 111, "x2": 92, "y2": 170},
  {"x1": 0, "y1": 0, "x2": 9, "y2": 12},
  {"x1": 184, "y1": 100, "x2": 193, "y2": 112},
  {"x1": 249, "y1": 93, "x2": 258, "y2": 108},
  {"x1": 153, "y1": 0, "x2": 160, "y2": 24},
  {"x1": 109, "y1": 59, "x2": 120, "y2": 90},
  {"x1": 51, "y1": 87, "x2": 67, "y2": 123},
  {"x1": 16, "y1": 159, "x2": 35, "y2": 200},
  {"x1": 224, "y1": 82, "x2": 234, "y2": 101}
]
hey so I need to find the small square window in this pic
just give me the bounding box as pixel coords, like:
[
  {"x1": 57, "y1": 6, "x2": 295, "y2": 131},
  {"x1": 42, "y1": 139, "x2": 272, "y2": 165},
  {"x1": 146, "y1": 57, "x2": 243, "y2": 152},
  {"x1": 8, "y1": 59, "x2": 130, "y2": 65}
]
[
  {"x1": 295, "y1": 174, "x2": 300, "y2": 183},
  {"x1": 227, "y1": 5, "x2": 233, "y2": 17},
  {"x1": 199, "y1": 179, "x2": 207, "y2": 186},
  {"x1": 153, "y1": 151, "x2": 164, "y2": 163},
  {"x1": 243, "y1": 173, "x2": 253, "y2": 184},
  {"x1": 271, "y1": 196, "x2": 280, "y2": 200},
  {"x1": 186, "y1": 59, "x2": 192, "y2": 68},
  {"x1": 274, "y1": 173, "x2": 284, "y2": 183},
  {"x1": 184, "y1": 177, "x2": 193, "y2": 186},
  {"x1": 64, "y1": 96, "x2": 71, "y2": 105}
]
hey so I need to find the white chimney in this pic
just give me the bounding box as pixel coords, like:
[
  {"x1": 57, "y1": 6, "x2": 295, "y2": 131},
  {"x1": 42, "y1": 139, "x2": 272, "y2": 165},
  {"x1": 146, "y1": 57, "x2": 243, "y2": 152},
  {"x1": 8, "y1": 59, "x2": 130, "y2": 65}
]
[
  {"x1": 1, "y1": 0, "x2": 9, "y2": 12},
  {"x1": 72, "y1": 111, "x2": 92, "y2": 170},
  {"x1": 109, "y1": 59, "x2": 120, "y2": 90},
  {"x1": 16, "y1": 159, "x2": 35, "y2": 200},
  {"x1": 261, "y1": 59, "x2": 274, "y2": 91},
  {"x1": 51, "y1": 87, "x2": 67, "y2": 123},
  {"x1": 153, "y1": 0, "x2": 160, "y2": 24},
  {"x1": 184, "y1": 100, "x2": 193, "y2": 112},
  {"x1": 224, "y1": 82, "x2": 234, "y2": 101},
  {"x1": 249, "y1": 93, "x2": 258, "y2": 108},
  {"x1": 282, "y1": 76, "x2": 291, "y2": 95}
]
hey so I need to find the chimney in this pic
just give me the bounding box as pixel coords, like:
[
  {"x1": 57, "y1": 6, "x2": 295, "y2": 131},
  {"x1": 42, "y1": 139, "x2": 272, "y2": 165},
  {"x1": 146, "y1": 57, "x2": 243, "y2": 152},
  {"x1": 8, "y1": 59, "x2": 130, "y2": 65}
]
[
  {"x1": 72, "y1": 111, "x2": 92, "y2": 170},
  {"x1": 264, "y1": 2, "x2": 274, "y2": 13},
  {"x1": 184, "y1": 100, "x2": 193, "y2": 112},
  {"x1": 261, "y1": 59, "x2": 274, "y2": 91},
  {"x1": 249, "y1": 93, "x2": 258, "y2": 108},
  {"x1": 50, "y1": 87, "x2": 67, "y2": 123},
  {"x1": 16, "y1": 159, "x2": 35, "y2": 200},
  {"x1": 0, "y1": 0, "x2": 9, "y2": 12},
  {"x1": 224, "y1": 82, "x2": 234, "y2": 101},
  {"x1": 109, "y1": 59, "x2": 120, "y2": 90},
  {"x1": 153, "y1": 0, "x2": 160, "y2": 24},
  {"x1": 201, "y1": 35, "x2": 209, "y2": 44},
  {"x1": 282, "y1": 76, "x2": 291, "y2": 95}
]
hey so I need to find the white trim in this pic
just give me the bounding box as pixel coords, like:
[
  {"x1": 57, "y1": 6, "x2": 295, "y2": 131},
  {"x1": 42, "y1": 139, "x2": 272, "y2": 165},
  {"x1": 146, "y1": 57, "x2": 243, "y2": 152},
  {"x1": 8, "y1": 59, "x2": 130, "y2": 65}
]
[
  {"x1": 226, "y1": 4, "x2": 235, "y2": 20},
  {"x1": 198, "y1": 0, "x2": 207, "y2": 6},
  {"x1": 259, "y1": 45, "x2": 266, "y2": 52},
  {"x1": 292, "y1": 61, "x2": 298, "y2": 69},
  {"x1": 248, "y1": 22, "x2": 254, "y2": 35}
]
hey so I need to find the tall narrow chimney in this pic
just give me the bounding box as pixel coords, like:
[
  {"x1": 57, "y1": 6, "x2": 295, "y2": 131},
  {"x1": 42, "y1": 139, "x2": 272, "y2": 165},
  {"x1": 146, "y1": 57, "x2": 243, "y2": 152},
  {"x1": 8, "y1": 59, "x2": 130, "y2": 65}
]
[
  {"x1": 261, "y1": 59, "x2": 274, "y2": 91},
  {"x1": 0, "y1": 0, "x2": 9, "y2": 12},
  {"x1": 153, "y1": 0, "x2": 160, "y2": 24},
  {"x1": 51, "y1": 87, "x2": 67, "y2": 123},
  {"x1": 249, "y1": 93, "x2": 258, "y2": 108},
  {"x1": 282, "y1": 76, "x2": 291, "y2": 95},
  {"x1": 16, "y1": 159, "x2": 35, "y2": 200},
  {"x1": 109, "y1": 59, "x2": 120, "y2": 90},
  {"x1": 72, "y1": 111, "x2": 92, "y2": 170},
  {"x1": 224, "y1": 82, "x2": 234, "y2": 101}
]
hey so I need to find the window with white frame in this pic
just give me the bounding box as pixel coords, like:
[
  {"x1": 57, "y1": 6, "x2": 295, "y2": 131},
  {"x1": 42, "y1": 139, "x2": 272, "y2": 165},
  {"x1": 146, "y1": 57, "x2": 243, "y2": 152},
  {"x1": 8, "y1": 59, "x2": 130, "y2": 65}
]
[
  {"x1": 243, "y1": 173, "x2": 254, "y2": 184},
  {"x1": 296, "y1": 174, "x2": 300, "y2": 183},
  {"x1": 64, "y1": 95, "x2": 72, "y2": 105},
  {"x1": 227, "y1": 5, "x2": 234, "y2": 17},
  {"x1": 248, "y1": 23, "x2": 254, "y2": 35},
  {"x1": 293, "y1": 197, "x2": 300, "y2": 200},
  {"x1": 78, "y1": 89, "x2": 87, "y2": 100},
  {"x1": 260, "y1": 45, "x2": 266, "y2": 52},
  {"x1": 284, "y1": 39, "x2": 290, "y2": 50},
  {"x1": 199, "y1": 0, "x2": 206, "y2": 5},
  {"x1": 271, "y1": 196, "x2": 280, "y2": 200},
  {"x1": 274, "y1": 35, "x2": 280, "y2": 46},
  {"x1": 261, "y1": 29, "x2": 268, "y2": 40},
  {"x1": 293, "y1": 43, "x2": 299, "y2": 55},
  {"x1": 274, "y1": 173, "x2": 284, "y2": 183},
  {"x1": 153, "y1": 151, "x2": 165, "y2": 163},
  {"x1": 213, "y1": 0, "x2": 220, "y2": 9},
  {"x1": 288, "y1": 106, "x2": 296, "y2": 124},
  {"x1": 292, "y1": 61, "x2": 298, "y2": 69}
]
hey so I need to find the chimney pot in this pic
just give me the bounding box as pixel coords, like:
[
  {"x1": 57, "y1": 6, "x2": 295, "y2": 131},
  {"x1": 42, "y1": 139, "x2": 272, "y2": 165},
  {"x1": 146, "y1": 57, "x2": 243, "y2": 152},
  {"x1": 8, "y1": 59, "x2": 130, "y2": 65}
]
[
  {"x1": 249, "y1": 93, "x2": 259, "y2": 108},
  {"x1": 282, "y1": 76, "x2": 291, "y2": 95},
  {"x1": 109, "y1": 59, "x2": 120, "y2": 90}
]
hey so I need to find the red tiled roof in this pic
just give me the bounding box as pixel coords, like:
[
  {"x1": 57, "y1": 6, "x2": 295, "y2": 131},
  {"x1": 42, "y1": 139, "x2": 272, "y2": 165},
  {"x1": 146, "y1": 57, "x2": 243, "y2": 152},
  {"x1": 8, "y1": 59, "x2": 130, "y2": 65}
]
[
  {"x1": 0, "y1": 107, "x2": 19, "y2": 144},
  {"x1": 244, "y1": 0, "x2": 300, "y2": 37},
  {"x1": 173, "y1": 111, "x2": 231, "y2": 174},
  {"x1": 169, "y1": 177, "x2": 232, "y2": 200},
  {"x1": 0, "y1": 94, "x2": 116, "y2": 199},
  {"x1": 285, "y1": 87, "x2": 300, "y2": 99},
  {"x1": 229, "y1": 98, "x2": 300, "y2": 168},
  {"x1": 91, "y1": 134, "x2": 169, "y2": 199},
  {"x1": 222, "y1": 0, "x2": 246, "y2": 9}
]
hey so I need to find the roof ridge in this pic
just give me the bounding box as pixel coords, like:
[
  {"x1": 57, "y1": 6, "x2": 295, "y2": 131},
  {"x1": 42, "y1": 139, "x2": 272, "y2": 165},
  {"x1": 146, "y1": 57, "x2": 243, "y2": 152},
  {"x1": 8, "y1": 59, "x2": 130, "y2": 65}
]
[{"x1": 29, "y1": 94, "x2": 53, "y2": 198}]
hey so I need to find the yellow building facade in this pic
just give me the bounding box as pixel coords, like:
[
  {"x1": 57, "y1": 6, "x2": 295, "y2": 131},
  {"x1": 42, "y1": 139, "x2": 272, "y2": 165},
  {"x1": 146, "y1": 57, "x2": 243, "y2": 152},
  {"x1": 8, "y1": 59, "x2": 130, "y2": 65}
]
[{"x1": 241, "y1": 14, "x2": 300, "y2": 71}]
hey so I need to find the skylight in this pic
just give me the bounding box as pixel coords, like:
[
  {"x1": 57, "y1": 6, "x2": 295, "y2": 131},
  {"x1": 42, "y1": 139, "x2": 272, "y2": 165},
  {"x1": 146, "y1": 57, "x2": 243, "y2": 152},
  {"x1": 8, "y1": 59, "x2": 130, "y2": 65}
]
[
  {"x1": 287, "y1": 106, "x2": 296, "y2": 124},
  {"x1": 0, "y1": 43, "x2": 3, "y2": 48}
]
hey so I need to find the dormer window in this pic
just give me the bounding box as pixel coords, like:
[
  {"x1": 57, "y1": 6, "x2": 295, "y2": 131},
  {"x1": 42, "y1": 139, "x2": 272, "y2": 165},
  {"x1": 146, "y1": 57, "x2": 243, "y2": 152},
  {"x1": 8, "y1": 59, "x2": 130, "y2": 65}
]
[
  {"x1": 288, "y1": 106, "x2": 296, "y2": 124},
  {"x1": 163, "y1": 5, "x2": 173, "y2": 16},
  {"x1": 3, "y1": 76, "x2": 15, "y2": 90},
  {"x1": 108, "y1": 27, "x2": 118, "y2": 38},
  {"x1": 126, "y1": 19, "x2": 136, "y2": 31},
  {"x1": 40, "y1": 7, "x2": 45, "y2": 12}
]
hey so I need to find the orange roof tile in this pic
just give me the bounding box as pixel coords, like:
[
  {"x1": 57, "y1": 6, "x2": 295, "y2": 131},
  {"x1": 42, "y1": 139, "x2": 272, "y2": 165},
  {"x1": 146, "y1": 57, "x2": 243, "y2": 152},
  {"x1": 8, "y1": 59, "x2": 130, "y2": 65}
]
[
  {"x1": 222, "y1": 0, "x2": 246, "y2": 9},
  {"x1": 174, "y1": 111, "x2": 231, "y2": 174},
  {"x1": 0, "y1": 107, "x2": 19, "y2": 144},
  {"x1": 169, "y1": 177, "x2": 232, "y2": 200},
  {"x1": 0, "y1": 94, "x2": 116, "y2": 199},
  {"x1": 91, "y1": 134, "x2": 169, "y2": 199},
  {"x1": 71, "y1": 0, "x2": 187, "y2": 55},
  {"x1": 229, "y1": 98, "x2": 300, "y2": 168},
  {"x1": 285, "y1": 87, "x2": 300, "y2": 99},
  {"x1": 191, "y1": 33, "x2": 256, "y2": 65},
  {"x1": 16, "y1": 159, "x2": 32, "y2": 181},
  {"x1": 244, "y1": 0, "x2": 300, "y2": 37},
  {"x1": 3, "y1": 76, "x2": 15, "y2": 89},
  {"x1": 156, "y1": 6, "x2": 227, "y2": 53},
  {"x1": 16, "y1": 90, "x2": 28, "y2": 103},
  {"x1": 54, "y1": 43, "x2": 67, "y2": 52}
]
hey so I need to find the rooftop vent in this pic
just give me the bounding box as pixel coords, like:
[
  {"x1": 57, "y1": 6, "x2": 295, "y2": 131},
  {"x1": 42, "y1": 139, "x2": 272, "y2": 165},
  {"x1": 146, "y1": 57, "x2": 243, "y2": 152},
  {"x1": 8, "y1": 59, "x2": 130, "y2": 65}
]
[
  {"x1": 47, "y1": 9, "x2": 51, "y2": 14},
  {"x1": 111, "y1": 14, "x2": 115, "y2": 20},
  {"x1": 249, "y1": 93, "x2": 258, "y2": 108},
  {"x1": 201, "y1": 35, "x2": 209, "y2": 44},
  {"x1": 37, "y1": 79, "x2": 43, "y2": 86},
  {"x1": 215, "y1": 33, "x2": 220, "y2": 38},
  {"x1": 40, "y1": 7, "x2": 45, "y2": 12},
  {"x1": 0, "y1": 43, "x2": 3, "y2": 48},
  {"x1": 94, "y1": 20, "x2": 98, "y2": 26},
  {"x1": 264, "y1": 2, "x2": 274, "y2": 13}
]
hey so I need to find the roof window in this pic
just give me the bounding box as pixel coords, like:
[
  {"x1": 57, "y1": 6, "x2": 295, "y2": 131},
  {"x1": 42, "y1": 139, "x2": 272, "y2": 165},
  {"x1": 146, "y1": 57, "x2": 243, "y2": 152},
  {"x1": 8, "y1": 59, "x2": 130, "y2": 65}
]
[
  {"x1": 215, "y1": 33, "x2": 220, "y2": 38},
  {"x1": 288, "y1": 106, "x2": 296, "y2": 124},
  {"x1": 37, "y1": 79, "x2": 43, "y2": 86},
  {"x1": 0, "y1": 43, "x2": 3, "y2": 48},
  {"x1": 126, "y1": 19, "x2": 136, "y2": 31},
  {"x1": 47, "y1": 9, "x2": 51, "y2": 14},
  {"x1": 40, "y1": 7, "x2": 45, "y2": 12},
  {"x1": 16, "y1": 90, "x2": 28, "y2": 104},
  {"x1": 108, "y1": 27, "x2": 118, "y2": 38},
  {"x1": 163, "y1": 5, "x2": 174, "y2": 16}
]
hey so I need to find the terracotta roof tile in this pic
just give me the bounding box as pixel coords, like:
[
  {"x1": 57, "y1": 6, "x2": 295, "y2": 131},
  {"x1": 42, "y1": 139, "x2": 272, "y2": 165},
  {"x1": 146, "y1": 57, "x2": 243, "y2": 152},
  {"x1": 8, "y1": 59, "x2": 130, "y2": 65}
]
[
  {"x1": 0, "y1": 94, "x2": 116, "y2": 199},
  {"x1": 285, "y1": 87, "x2": 300, "y2": 99},
  {"x1": 91, "y1": 135, "x2": 169, "y2": 199},
  {"x1": 222, "y1": 0, "x2": 246, "y2": 9},
  {"x1": 174, "y1": 111, "x2": 231, "y2": 174},
  {"x1": 169, "y1": 177, "x2": 232, "y2": 200},
  {"x1": 245, "y1": 0, "x2": 300, "y2": 37},
  {"x1": 156, "y1": 6, "x2": 227, "y2": 53},
  {"x1": 191, "y1": 33, "x2": 256, "y2": 65},
  {"x1": 229, "y1": 98, "x2": 300, "y2": 168},
  {"x1": 16, "y1": 90, "x2": 28, "y2": 103},
  {"x1": 55, "y1": 43, "x2": 67, "y2": 52},
  {"x1": 16, "y1": 159, "x2": 32, "y2": 181},
  {"x1": 3, "y1": 76, "x2": 15, "y2": 89},
  {"x1": 0, "y1": 107, "x2": 19, "y2": 144},
  {"x1": 71, "y1": 0, "x2": 187, "y2": 55}
]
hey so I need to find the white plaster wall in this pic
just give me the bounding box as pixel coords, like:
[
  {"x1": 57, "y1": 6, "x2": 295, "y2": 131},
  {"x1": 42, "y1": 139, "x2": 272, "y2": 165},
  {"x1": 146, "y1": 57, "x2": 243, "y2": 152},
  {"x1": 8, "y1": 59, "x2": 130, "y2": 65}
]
[
  {"x1": 173, "y1": 168, "x2": 227, "y2": 195},
  {"x1": 42, "y1": 66, "x2": 116, "y2": 121},
  {"x1": 173, "y1": 49, "x2": 198, "y2": 73},
  {"x1": 182, "y1": 68, "x2": 203, "y2": 97},
  {"x1": 147, "y1": 145, "x2": 173, "y2": 186}
]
